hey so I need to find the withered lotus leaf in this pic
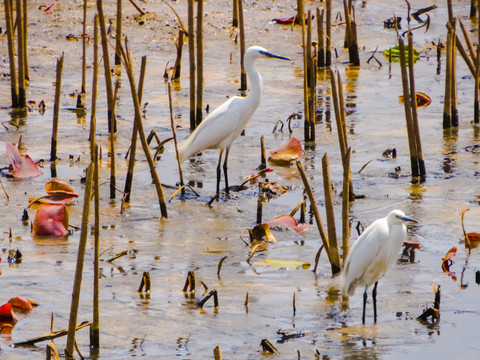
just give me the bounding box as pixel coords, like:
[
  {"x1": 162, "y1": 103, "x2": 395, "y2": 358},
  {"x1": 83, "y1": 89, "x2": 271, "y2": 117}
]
[
  {"x1": 45, "y1": 179, "x2": 76, "y2": 194},
  {"x1": 8, "y1": 296, "x2": 37, "y2": 311},
  {"x1": 29, "y1": 193, "x2": 78, "y2": 206},
  {"x1": 248, "y1": 224, "x2": 276, "y2": 243},
  {"x1": 5, "y1": 141, "x2": 42, "y2": 178},
  {"x1": 403, "y1": 240, "x2": 421, "y2": 249},
  {"x1": 398, "y1": 92, "x2": 431, "y2": 107},
  {"x1": 465, "y1": 232, "x2": 480, "y2": 249},
  {"x1": 268, "y1": 137, "x2": 302, "y2": 166},
  {"x1": 441, "y1": 246, "x2": 457, "y2": 273},
  {"x1": 0, "y1": 303, "x2": 18, "y2": 322},
  {"x1": 33, "y1": 204, "x2": 69, "y2": 237},
  {"x1": 267, "y1": 215, "x2": 311, "y2": 233}
]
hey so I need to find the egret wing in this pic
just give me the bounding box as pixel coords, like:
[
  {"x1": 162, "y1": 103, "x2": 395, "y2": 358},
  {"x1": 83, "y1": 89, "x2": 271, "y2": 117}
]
[
  {"x1": 178, "y1": 97, "x2": 244, "y2": 161},
  {"x1": 343, "y1": 220, "x2": 387, "y2": 295}
]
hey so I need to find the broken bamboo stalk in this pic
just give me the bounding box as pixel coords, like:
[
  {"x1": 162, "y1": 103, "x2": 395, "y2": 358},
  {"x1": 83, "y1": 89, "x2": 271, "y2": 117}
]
[
  {"x1": 65, "y1": 163, "x2": 94, "y2": 359},
  {"x1": 296, "y1": 161, "x2": 340, "y2": 275},
  {"x1": 169, "y1": 82, "x2": 185, "y2": 195},
  {"x1": 16, "y1": 0, "x2": 26, "y2": 107},
  {"x1": 4, "y1": 0, "x2": 18, "y2": 107},
  {"x1": 342, "y1": 148, "x2": 351, "y2": 263},
  {"x1": 124, "y1": 56, "x2": 147, "y2": 203},
  {"x1": 81, "y1": 0, "x2": 87, "y2": 94},
  {"x1": 238, "y1": 0, "x2": 247, "y2": 91},
  {"x1": 90, "y1": 15, "x2": 99, "y2": 158},
  {"x1": 196, "y1": 0, "x2": 204, "y2": 126},
  {"x1": 321, "y1": 153, "x2": 340, "y2": 271},
  {"x1": 118, "y1": 40, "x2": 168, "y2": 218},
  {"x1": 50, "y1": 54, "x2": 64, "y2": 162},
  {"x1": 188, "y1": 0, "x2": 196, "y2": 129},
  {"x1": 90, "y1": 144, "x2": 100, "y2": 350}
]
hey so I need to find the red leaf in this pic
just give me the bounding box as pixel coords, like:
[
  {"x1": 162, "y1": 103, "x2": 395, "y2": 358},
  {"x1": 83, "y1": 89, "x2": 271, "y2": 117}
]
[
  {"x1": 403, "y1": 240, "x2": 421, "y2": 249},
  {"x1": 466, "y1": 232, "x2": 480, "y2": 249},
  {"x1": 268, "y1": 137, "x2": 303, "y2": 166},
  {"x1": 8, "y1": 296, "x2": 37, "y2": 311},
  {"x1": 267, "y1": 215, "x2": 311, "y2": 233},
  {"x1": 0, "y1": 303, "x2": 18, "y2": 322},
  {"x1": 33, "y1": 204, "x2": 69, "y2": 237},
  {"x1": 5, "y1": 141, "x2": 42, "y2": 178}
]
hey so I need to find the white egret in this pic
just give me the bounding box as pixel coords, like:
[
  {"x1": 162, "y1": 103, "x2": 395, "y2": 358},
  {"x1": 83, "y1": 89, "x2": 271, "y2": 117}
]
[
  {"x1": 178, "y1": 45, "x2": 290, "y2": 196},
  {"x1": 341, "y1": 209, "x2": 419, "y2": 324}
]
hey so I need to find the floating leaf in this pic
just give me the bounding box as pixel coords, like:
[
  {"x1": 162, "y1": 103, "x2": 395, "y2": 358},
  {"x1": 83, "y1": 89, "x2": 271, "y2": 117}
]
[
  {"x1": 268, "y1": 137, "x2": 302, "y2": 166},
  {"x1": 466, "y1": 232, "x2": 480, "y2": 249},
  {"x1": 8, "y1": 296, "x2": 37, "y2": 312},
  {"x1": 28, "y1": 194, "x2": 78, "y2": 206},
  {"x1": 253, "y1": 259, "x2": 311, "y2": 270},
  {"x1": 272, "y1": 13, "x2": 313, "y2": 25},
  {"x1": 5, "y1": 142, "x2": 42, "y2": 178},
  {"x1": 45, "y1": 179, "x2": 75, "y2": 194},
  {"x1": 267, "y1": 215, "x2": 311, "y2": 233},
  {"x1": 0, "y1": 303, "x2": 18, "y2": 322},
  {"x1": 33, "y1": 204, "x2": 69, "y2": 237},
  {"x1": 399, "y1": 92, "x2": 431, "y2": 107},
  {"x1": 259, "y1": 181, "x2": 288, "y2": 196},
  {"x1": 383, "y1": 45, "x2": 420, "y2": 63}
]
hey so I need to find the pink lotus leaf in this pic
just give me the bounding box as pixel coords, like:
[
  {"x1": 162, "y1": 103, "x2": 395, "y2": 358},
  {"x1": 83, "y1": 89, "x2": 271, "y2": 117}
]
[
  {"x1": 267, "y1": 214, "x2": 311, "y2": 233},
  {"x1": 33, "y1": 204, "x2": 69, "y2": 237},
  {"x1": 5, "y1": 141, "x2": 42, "y2": 178},
  {"x1": 268, "y1": 137, "x2": 302, "y2": 166}
]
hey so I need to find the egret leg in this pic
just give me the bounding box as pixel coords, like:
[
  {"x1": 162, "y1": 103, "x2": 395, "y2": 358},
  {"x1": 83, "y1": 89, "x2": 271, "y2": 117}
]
[
  {"x1": 223, "y1": 147, "x2": 230, "y2": 195},
  {"x1": 362, "y1": 289, "x2": 367, "y2": 325},
  {"x1": 372, "y1": 281, "x2": 378, "y2": 323},
  {"x1": 216, "y1": 150, "x2": 224, "y2": 197}
]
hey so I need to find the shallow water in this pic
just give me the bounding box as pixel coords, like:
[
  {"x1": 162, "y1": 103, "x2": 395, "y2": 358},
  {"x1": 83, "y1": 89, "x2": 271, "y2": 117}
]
[{"x1": 1, "y1": 0, "x2": 480, "y2": 359}]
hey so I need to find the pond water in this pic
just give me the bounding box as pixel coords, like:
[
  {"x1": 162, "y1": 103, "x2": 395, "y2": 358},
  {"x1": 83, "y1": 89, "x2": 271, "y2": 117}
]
[{"x1": 1, "y1": 0, "x2": 480, "y2": 359}]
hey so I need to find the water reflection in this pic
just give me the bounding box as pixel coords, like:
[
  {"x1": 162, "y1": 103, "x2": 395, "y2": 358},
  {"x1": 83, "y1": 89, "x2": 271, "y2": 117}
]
[{"x1": 442, "y1": 128, "x2": 458, "y2": 175}]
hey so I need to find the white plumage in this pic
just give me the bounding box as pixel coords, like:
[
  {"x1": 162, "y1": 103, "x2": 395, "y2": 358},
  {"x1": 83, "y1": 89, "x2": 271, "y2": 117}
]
[
  {"x1": 341, "y1": 209, "x2": 419, "y2": 324},
  {"x1": 178, "y1": 45, "x2": 289, "y2": 196}
]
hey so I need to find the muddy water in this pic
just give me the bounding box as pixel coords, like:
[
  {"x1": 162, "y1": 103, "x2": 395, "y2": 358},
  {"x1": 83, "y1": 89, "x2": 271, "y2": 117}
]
[{"x1": 1, "y1": 0, "x2": 480, "y2": 358}]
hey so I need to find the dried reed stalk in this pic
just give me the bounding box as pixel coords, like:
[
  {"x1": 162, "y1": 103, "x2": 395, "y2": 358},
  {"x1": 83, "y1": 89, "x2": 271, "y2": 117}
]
[
  {"x1": 118, "y1": 40, "x2": 168, "y2": 218},
  {"x1": 82, "y1": 0, "x2": 87, "y2": 93},
  {"x1": 124, "y1": 56, "x2": 147, "y2": 203},
  {"x1": 90, "y1": 144, "x2": 100, "y2": 349},
  {"x1": 65, "y1": 163, "x2": 94, "y2": 359},
  {"x1": 322, "y1": 153, "x2": 340, "y2": 272},
  {"x1": 238, "y1": 0, "x2": 247, "y2": 91},
  {"x1": 90, "y1": 15, "x2": 99, "y2": 157},
  {"x1": 169, "y1": 82, "x2": 185, "y2": 195},
  {"x1": 196, "y1": 0, "x2": 204, "y2": 126},
  {"x1": 16, "y1": 0, "x2": 26, "y2": 107},
  {"x1": 188, "y1": 0, "x2": 196, "y2": 129},
  {"x1": 50, "y1": 54, "x2": 64, "y2": 162},
  {"x1": 342, "y1": 148, "x2": 351, "y2": 263},
  {"x1": 4, "y1": 0, "x2": 18, "y2": 107},
  {"x1": 317, "y1": 8, "x2": 325, "y2": 68},
  {"x1": 115, "y1": 0, "x2": 123, "y2": 66},
  {"x1": 232, "y1": 0, "x2": 238, "y2": 27}
]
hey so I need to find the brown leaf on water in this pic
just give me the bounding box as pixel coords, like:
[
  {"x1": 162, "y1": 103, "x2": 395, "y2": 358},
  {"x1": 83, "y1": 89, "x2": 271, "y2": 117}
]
[
  {"x1": 259, "y1": 181, "x2": 288, "y2": 196},
  {"x1": 45, "y1": 179, "x2": 75, "y2": 194},
  {"x1": 266, "y1": 214, "x2": 311, "y2": 233},
  {"x1": 441, "y1": 246, "x2": 457, "y2": 278},
  {"x1": 268, "y1": 137, "x2": 302, "y2": 166},
  {"x1": 398, "y1": 92, "x2": 431, "y2": 107}
]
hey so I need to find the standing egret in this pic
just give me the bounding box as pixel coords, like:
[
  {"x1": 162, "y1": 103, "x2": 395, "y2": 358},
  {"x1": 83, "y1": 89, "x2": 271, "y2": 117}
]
[
  {"x1": 341, "y1": 209, "x2": 419, "y2": 324},
  {"x1": 178, "y1": 45, "x2": 290, "y2": 196}
]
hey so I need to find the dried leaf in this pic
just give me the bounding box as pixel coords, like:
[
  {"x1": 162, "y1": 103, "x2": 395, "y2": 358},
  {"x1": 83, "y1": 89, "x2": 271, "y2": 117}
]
[
  {"x1": 259, "y1": 181, "x2": 288, "y2": 196},
  {"x1": 33, "y1": 204, "x2": 69, "y2": 237},
  {"x1": 45, "y1": 179, "x2": 75, "y2": 194},
  {"x1": 8, "y1": 296, "x2": 37, "y2": 312},
  {"x1": 268, "y1": 137, "x2": 302, "y2": 166},
  {"x1": 441, "y1": 246, "x2": 457, "y2": 273},
  {"x1": 0, "y1": 303, "x2": 18, "y2": 322},
  {"x1": 253, "y1": 259, "x2": 311, "y2": 270},
  {"x1": 266, "y1": 215, "x2": 311, "y2": 233},
  {"x1": 248, "y1": 224, "x2": 276, "y2": 243},
  {"x1": 465, "y1": 232, "x2": 480, "y2": 249},
  {"x1": 403, "y1": 240, "x2": 421, "y2": 249},
  {"x1": 399, "y1": 92, "x2": 431, "y2": 107},
  {"x1": 5, "y1": 142, "x2": 42, "y2": 178}
]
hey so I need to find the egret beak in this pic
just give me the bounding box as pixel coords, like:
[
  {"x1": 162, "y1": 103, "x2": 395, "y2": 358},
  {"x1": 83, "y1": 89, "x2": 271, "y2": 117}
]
[
  {"x1": 259, "y1": 50, "x2": 290, "y2": 61},
  {"x1": 401, "y1": 215, "x2": 419, "y2": 224}
]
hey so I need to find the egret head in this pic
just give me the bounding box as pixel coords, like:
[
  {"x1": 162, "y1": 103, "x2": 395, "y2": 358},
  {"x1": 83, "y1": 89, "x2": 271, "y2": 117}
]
[
  {"x1": 246, "y1": 45, "x2": 290, "y2": 62},
  {"x1": 388, "y1": 209, "x2": 419, "y2": 225}
]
